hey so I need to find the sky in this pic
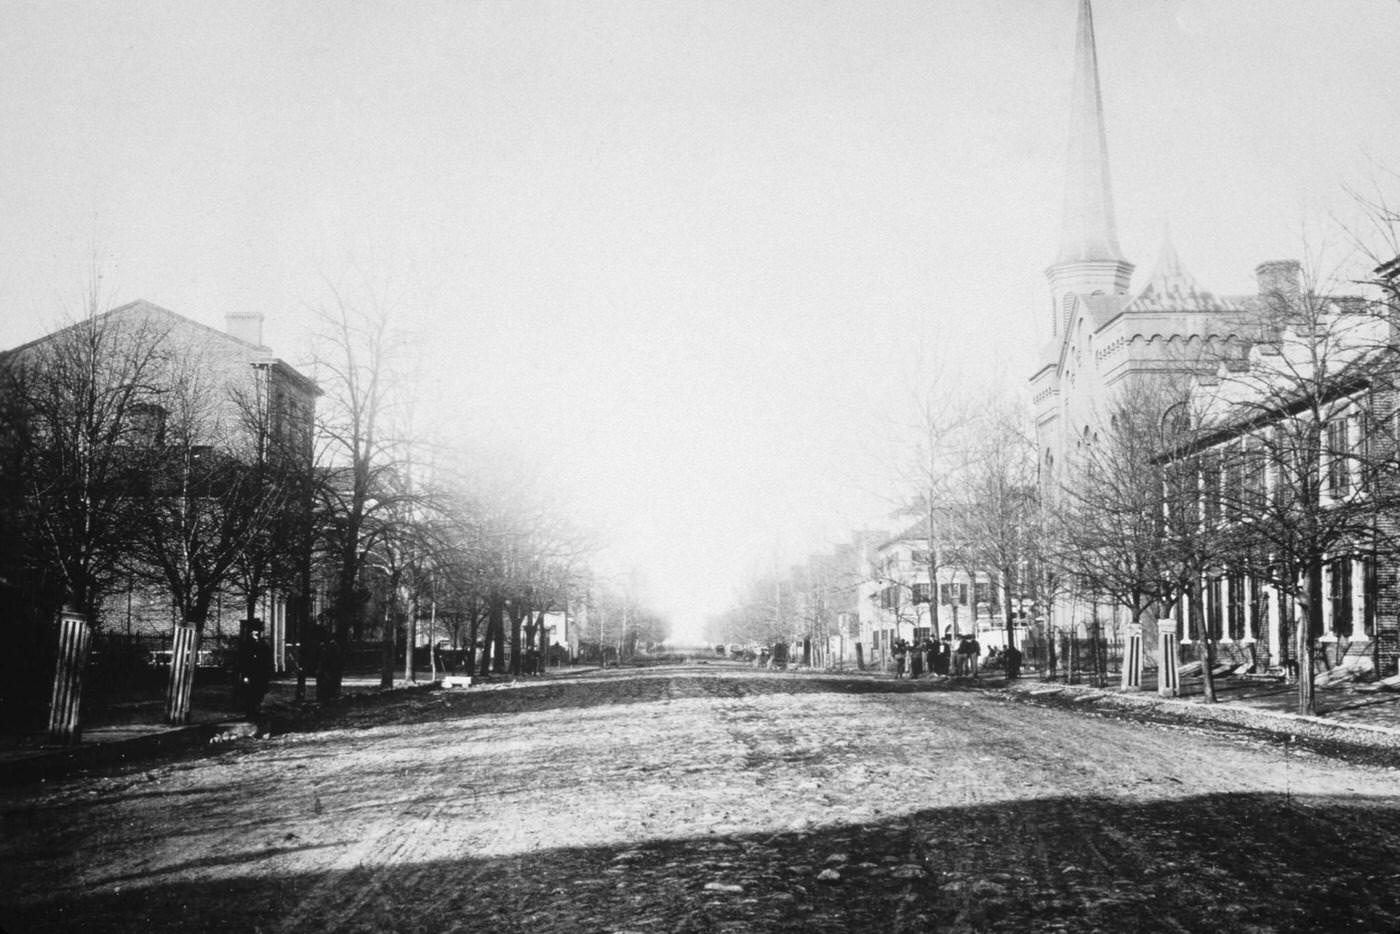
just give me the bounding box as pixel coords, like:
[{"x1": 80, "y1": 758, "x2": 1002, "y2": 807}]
[{"x1": 2, "y1": 0, "x2": 1398, "y2": 640}]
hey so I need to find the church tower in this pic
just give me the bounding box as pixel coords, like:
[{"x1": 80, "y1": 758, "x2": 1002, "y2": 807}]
[{"x1": 1047, "y1": 0, "x2": 1134, "y2": 320}]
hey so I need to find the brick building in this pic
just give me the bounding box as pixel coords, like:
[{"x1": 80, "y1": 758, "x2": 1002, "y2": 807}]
[{"x1": 0, "y1": 299, "x2": 319, "y2": 670}]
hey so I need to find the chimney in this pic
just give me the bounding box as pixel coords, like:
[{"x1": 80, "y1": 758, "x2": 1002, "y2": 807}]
[
  {"x1": 1255, "y1": 260, "x2": 1301, "y2": 304},
  {"x1": 1376, "y1": 255, "x2": 1400, "y2": 346},
  {"x1": 226, "y1": 311, "x2": 266, "y2": 347}
]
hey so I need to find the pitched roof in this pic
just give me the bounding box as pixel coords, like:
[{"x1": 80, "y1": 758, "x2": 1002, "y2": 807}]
[{"x1": 1124, "y1": 236, "x2": 1241, "y2": 314}]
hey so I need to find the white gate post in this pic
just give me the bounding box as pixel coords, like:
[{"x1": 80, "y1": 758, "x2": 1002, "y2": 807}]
[
  {"x1": 47, "y1": 609, "x2": 91, "y2": 744},
  {"x1": 1157, "y1": 620, "x2": 1180, "y2": 697},
  {"x1": 1121, "y1": 625, "x2": 1143, "y2": 690}
]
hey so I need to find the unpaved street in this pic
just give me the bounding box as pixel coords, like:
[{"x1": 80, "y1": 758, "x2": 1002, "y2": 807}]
[{"x1": 3, "y1": 666, "x2": 1400, "y2": 933}]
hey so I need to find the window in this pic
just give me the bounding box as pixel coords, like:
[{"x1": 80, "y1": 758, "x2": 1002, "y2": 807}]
[
  {"x1": 1223, "y1": 446, "x2": 1243, "y2": 522},
  {"x1": 1206, "y1": 576, "x2": 1223, "y2": 641},
  {"x1": 1243, "y1": 437, "x2": 1267, "y2": 511},
  {"x1": 910, "y1": 550, "x2": 931, "y2": 566},
  {"x1": 1166, "y1": 459, "x2": 1197, "y2": 537},
  {"x1": 1363, "y1": 556, "x2": 1377, "y2": 637},
  {"x1": 939, "y1": 583, "x2": 968, "y2": 606},
  {"x1": 911, "y1": 583, "x2": 931, "y2": 605},
  {"x1": 974, "y1": 581, "x2": 998, "y2": 610},
  {"x1": 1201, "y1": 454, "x2": 1221, "y2": 528},
  {"x1": 1329, "y1": 557, "x2": 1353, "y2": 638},
  {"x1": 1226, "y1": 574, "x2": 1245, "y2": 641},
  {"x1": 1271, "y1": 427, "x2": 1289, "y2": 508},
  {"x1": 879, "y1": 586, "x2": 900, "y2": 611},
  {"x1": 1327, "y1": 419, "x2": 1350, "y2": 498},
  {"x1": 1248, "y1": 577, "x2": 1266, "y2": 641}
]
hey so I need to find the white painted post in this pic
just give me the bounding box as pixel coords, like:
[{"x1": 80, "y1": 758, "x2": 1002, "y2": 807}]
[
  {"x1": 165, "y1": 624, "x2": 199, "y2": 724},
  {"x1": 1121, "y1": 625, "x2": 1143, "y2": 690},
  {"x1": 1158, "y1": 620, "x2": 1180, "y2": 697},
  {"x1": 47, "y1": 610, "x2": 91, "y2": 744}
]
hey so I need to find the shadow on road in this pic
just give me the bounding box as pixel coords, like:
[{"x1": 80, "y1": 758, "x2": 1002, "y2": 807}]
[{"x1": 8, "y1": 790, "x2": 1399, "y2": 933}]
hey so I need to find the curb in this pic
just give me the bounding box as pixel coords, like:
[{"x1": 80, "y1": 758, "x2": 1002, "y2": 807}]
[
  {"x1": 999, "y1": 680, "x2": 1400, "y2": 751},
  {"x1": 0, "y1": 720, "x2": 256, "y2": 788}
]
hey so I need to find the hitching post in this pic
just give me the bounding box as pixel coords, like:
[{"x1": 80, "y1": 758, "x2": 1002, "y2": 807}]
[
  {"x1": 1157, "y1": 620, "x2": 1180, "y2": 697},
  {"x1": 1121, "y1": 624, "x2": 1143, "y2": 690},
  {"x1": 47, "y1": 608, "x2": 91, "y2": 744}
]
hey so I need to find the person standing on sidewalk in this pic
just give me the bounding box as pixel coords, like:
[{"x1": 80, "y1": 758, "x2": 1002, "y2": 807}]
[
  {"x1": 242, "y1": 633, "x2": 274, "y2": 723},
  {"x1": 1006, "y1": 643, "x2": 1023, "y2": 679}
]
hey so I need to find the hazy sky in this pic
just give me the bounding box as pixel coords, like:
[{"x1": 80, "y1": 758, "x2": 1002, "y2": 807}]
[{"x1": 2, "y1": 1, "x2": 1397, "y2": 639}]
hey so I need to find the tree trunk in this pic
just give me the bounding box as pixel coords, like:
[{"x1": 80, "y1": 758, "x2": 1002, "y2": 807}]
[
  {"x1": 379, "y1": 609, "x2": 395, "y2": 690},
  {"x1": 507, "y1": 605, "x2": 524, "y2": 675},
  {"x1": 479, "y1": 600, "x2": 501, "y2": 678},
  {"x1": 1300, "y1": 558, "x2": 1325, "y2": 715},
  {"x1": 404, "y1": 591, "x2": 418, "y2": 683},
  {"x1": 536, "y1": 612, "x2": 548, "y2": 670},
  {"x1": 1003, "y1": 576, "x2": 1017, "y2": 650},
  {"x1": 491, "y1": 604, "x2": 507, "y2": 674},
  {"x1": 1193, "y1": 581, "x2": 1218, "y2": 704}
]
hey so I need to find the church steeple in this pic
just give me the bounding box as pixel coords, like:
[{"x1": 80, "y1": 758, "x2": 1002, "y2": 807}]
[{"x1": 1048, "y1": 0, "x2": 1134, "y2": 302}]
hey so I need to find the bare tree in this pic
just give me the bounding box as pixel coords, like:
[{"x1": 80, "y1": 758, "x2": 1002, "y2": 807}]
[
  {"x1": 308, "y1": 281, "x2": 417, "y2": 698},
  {"x1": 1054, "y1": 385, "x2": 1226, "y2": 694},
  {"x1": 0, "y1": 296, "x2": 171, "y2": 731},
  {"x1": 948, "y1": 403, "x2": 1041, "y2": 655},
  {"x1": 0, "y1": 302, "x2": 172, "y2": 624}
]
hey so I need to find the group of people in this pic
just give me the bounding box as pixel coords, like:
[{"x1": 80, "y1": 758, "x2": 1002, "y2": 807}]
[{"x1": 888, "y1": 634, "x2": 1022, "y2": 681}]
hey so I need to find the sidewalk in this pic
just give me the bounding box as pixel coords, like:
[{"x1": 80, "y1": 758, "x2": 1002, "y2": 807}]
[
  {"x1": 0, "y1": 675, "x2": 384, "y2": 787},
  {"x1": 0, "y1": 666, "x2": 604, "y2": 787},
  {"x1": 995, "y1": 669, "x2": 1400, "y2": 751}
]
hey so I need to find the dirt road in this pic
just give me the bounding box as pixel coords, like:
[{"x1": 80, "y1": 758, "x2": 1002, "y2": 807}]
[{"x1": 4, "y1": 666, "x2": 1399, "y2": 932}]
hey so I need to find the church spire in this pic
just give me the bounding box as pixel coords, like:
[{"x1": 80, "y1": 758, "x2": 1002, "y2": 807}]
[
  {"x1": 1058, "y1": 0, "x2": 1125, "y2": 265},
  {"x1": 1048, "y1": 0, "x2": 1133, "y2": 299}
]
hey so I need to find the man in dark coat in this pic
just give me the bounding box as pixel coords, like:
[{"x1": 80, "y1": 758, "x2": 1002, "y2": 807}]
[
  {"x1": 933, "y1": 637, "x2": 951, "y2": 676},
  {"x1": 1004, "y1": 643, "x2": 1023, "y2": 680},
  {"x1": 241, "y1": 632, "x2": 274, "y2": 722}
]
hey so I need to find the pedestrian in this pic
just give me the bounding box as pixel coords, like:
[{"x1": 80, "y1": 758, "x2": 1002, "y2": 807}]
[
  {"x1": 316, "y1": 632, "x2": 342, "y2": 701},
  {"x1": 934, "y1": 638, "x2": 951, "y2": 676},
  {"x1": 909, "y1": 641, "x2": 924, "y2": 679},
  {"x1": 955, "y1": 636, "x2": 973, "y2": 677},
  {"x1": 893, "y1": 638, "x2": 908, "y2": 679},
  {"x1": 969, "y1": 636, "x2": 982, "y2": 679},
  {"x1": 242, "y1": 631, "x2": 274, "y2": 723},
  {"x1": 1004, "y1": 643, "x2": 1023, "y2": 680}
]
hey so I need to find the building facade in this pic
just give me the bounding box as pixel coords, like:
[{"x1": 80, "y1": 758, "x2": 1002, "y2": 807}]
[
  {"x1": 856, "y1": 524, "x2": 1014, "y2": 670},
  {"x1": 1029, "y1": 0, "x2": 1279, "y2": 651},
  {"x1": 0, "y1": 300, "x2": 319, "y2": 670}
]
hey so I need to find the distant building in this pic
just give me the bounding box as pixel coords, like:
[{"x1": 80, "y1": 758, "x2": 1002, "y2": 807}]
[{"x1": 856, "y1": 521, "x2": 1011, "y2": 670}]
